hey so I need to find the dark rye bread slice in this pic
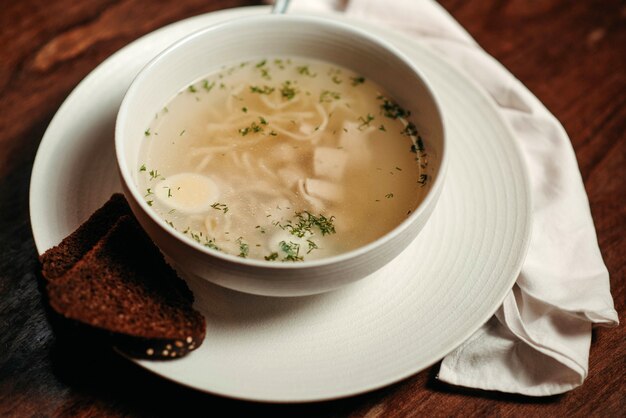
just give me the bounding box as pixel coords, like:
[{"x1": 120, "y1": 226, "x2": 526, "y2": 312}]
[
  {"x1": 40, "y1": 193, "x2": 131, "y2": 281},
  {"x1": 46, "y1": 214, "x2": 206, "y2": 359}
]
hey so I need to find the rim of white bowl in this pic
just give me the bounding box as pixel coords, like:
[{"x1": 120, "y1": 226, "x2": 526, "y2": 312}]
[{"x1": 115, "y1": 13, "x2": 447, "y2": 271}]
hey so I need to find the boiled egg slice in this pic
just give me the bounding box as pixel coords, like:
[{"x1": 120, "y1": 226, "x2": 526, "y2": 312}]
[{"x1": 154, "y1": 173, "x2": 219, "y2": 213}]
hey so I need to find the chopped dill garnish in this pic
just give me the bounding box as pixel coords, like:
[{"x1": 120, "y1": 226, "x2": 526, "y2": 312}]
[
  {"x1": 395, "y1": 166, "x2": 402, "y2": 171},
  {"x1": 378, "y1": 96, "x2": 411, "y2": 119},
  {"x1": 358, "y1": 114, "x2": 375, "y2": 130},
  {"x1": 144, "y1": 129, "x2": 150, "y2": 137},
  {"x1": 306, "y1": 239, "x2": 319, "y2": 254},
  {"x1": 144, "y1": 188, "x2": 153, "y2": 197},
  {"x1": 265, "y1": 252, "x2": 279, "y2": 261},
  {"x1": 139, "y1": 164, "x2": 146, "y2": 172},
  {"x1": 179, "y1": 129, "x2": 186, "y2": 136},
  {"x1": 202, "y1": 80, "x2": 215, "y2": 92},
  {"x1": 242, "y1": 106, "x2": 248, "y2": 113},
  {"x1": 219, "y1": 82, "x2": 226, "y2": 89},
  {"x1": 190, "y1": 231, "x2": 202, "y2": 243},
  {"x1": 319, "y1": 90, "x2": 341, "y2": 103},
  {"x1": 401, "y1": 122, "x2": 418, "y2": 137},
  {"x1": 296, "y1": 65, "x2": 316, "y2": 77},
  {"x1": 416, "y1": 136, "x2": 425, "y2": 151},
  {"x1": 236, "y1": 237, "x2": 249, "y2": 258},
  {"x1": 379, "y1": 124, "x2": 387, "y2": 132},
  {"x1": 259, "y1": 116, "x2": 268, "y2": 125},
  {"x1": 255, "y1": 60, "x2": 270, "y2": 79},
  {"x1": 239, "y1": 120, "x2": 265, "y2": 136},
  {"x1": 166, "y1": 220, "x2": 174, "y2": 228},
  {"x1": 331, "y1": 75, "x2": 342, "y2": 84},
  {"x1": 187, "y1": 85, "x2": 197, "y2": 93},
  {"x1": 148, "y1": 170, "x2": 163, "y2": 181},
  {"x1": 280, "y1": 81, "x2": 297, "y2": 100},
  {"x1": 147, "y1": 200, "x2": 153, "y2": 206},
  {"x1": 168, "y1": 208, "x2": 176, "y2": 214},
  {"x1": 385, "y1": 193, "x2": 394, "y2": 198},
  {"x1": 204, "y1": 238, "x2": 220, "y2": 251},
  {"x1": 250, "y1": 85, "x2": 275, "y2": 95},
  {"x1": 269, "y1": 130, "x2": 278, "y2": 136},
  {"x1": 280, "y1": 241, "x2": 303, "y2": 262},
  {"x1": 210, "y1": 202, "x2": 229, "y2": 214},
  {"x1": 274, "y1": 59, "x2": 286, "y2": 69},
  {"x1": 164, "y1": 186, "x2": 172, "y2": 198},
  {"x1": 350, "y1": 76, "x2": 366, "y2": 86},
  {"x1": 284, "y1": 212, "x2": 336, "y2": 237}
]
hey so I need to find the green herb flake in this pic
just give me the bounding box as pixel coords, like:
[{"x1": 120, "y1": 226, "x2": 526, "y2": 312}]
[
  {"x1": 358, "y1": 114, "x2": 375, "y2": 130},
  {"x1": 264, "y1": 252, "x2": 279, "y2": 261},
  {"x1": 319, "y1": 90, "x2": 341, "y2": 103},
  {"x1": 379, "y1": 124, "x2": 387, "y2": 132},
  {"x1": 250, "y1": 85, "x2": 275, "y2": 95},
  {"x1": 331, "y1": 75, "x2": 342, "y2": 84},
  {"x1": 187, "y1": 85, "x2": 197, "y2": 93},
  {"x1": 202, "y1": 80, "x2": 215, "y2": 92},
  {"x1": 148, "y1": 170, "x2": 163, "y2": 181},
  {"x1": 401, "y1": 122, "x2": 418, "y2": 137},
  {"x1": 350, "y1": 76, "x2": 365, "y2": 86},
  {"x1": 307, "y1": 240, "x2": 319, "y2": 254},
  {"x1": 147, "y1": 200, "x2": 153, "y2": 206},
  {"x1": 144, "y1": 129, "x2": 151, "y2": 137},
  {"x1": 139, "y1": 164, "x2": 146, "y2": 172},
  {"x1": 204, "y1": 238, "x2": 220, "y2": 251},
  {"x1": 242, "y1": 106, "x2": 248, "y2": 113},
  {"x1": 378, "y1": 96, "x2": 411, "y2": 119},
  {"x1": 296, "y1": 65, "x2": 316, "y2": 77},
  {"x1": 239, "y1": 120, "x2": 265, "y2": 136},
  {"x1": 416, "y1": 136, "x2": 425, "y2": 151},
  {"x1": 179, "y1": 129, "x2": 186, "y2": 136},
  {"x1": 280, "y1": 240, "x2": 303, "y2": 262},
  {"x1": 210, "y1": 202, "x2": 229, "y2": 214},
  {"x1": 144, "y1": 188, "x2": 153, "y2": 197},
  {"x1": 280, "y1": 81, "x2": 297, "y2": 100},
  {"x1": 236, "y1": 237, "x2": 249, "y2": 258},
  {"x1": 285, "y1": 212, "x2": 336, "y2": 237},
  {"x1": 385, "y1": 193, "x2": 394, "y2": 199}
]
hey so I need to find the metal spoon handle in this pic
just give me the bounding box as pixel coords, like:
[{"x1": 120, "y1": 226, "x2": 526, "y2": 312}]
[{"x1": 271, "y1": 0, "x2": 291, "y2": 14}]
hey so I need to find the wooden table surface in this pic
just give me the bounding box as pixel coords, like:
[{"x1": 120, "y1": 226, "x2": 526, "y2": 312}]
[{"x1": 1, "y1": 0, "x2": 623, "y2": 416}]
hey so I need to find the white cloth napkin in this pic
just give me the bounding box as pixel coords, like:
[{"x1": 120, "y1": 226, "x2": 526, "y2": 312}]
[{"x1": 276, "y1": 0, "x2": 620, "y2": 396}]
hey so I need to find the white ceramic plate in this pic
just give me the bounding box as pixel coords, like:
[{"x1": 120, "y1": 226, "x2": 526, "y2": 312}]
[{"x1": 30, "y1": 7, "x2": 531, "y2": 402}]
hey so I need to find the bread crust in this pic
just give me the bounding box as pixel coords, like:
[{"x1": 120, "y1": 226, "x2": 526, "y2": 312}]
[{"x1": 40, "y1": 195, "x2": 206, "y2": 360}]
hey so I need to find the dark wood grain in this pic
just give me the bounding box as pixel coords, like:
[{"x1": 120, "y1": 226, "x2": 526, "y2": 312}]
[{"x1": 0, "y1": 0, "x2": 623, "y2": 416}]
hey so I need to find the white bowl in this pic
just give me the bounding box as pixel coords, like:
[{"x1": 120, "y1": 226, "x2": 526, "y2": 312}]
[{"x1": 115, "y1": 14, "x2": 446, "y2": 297}]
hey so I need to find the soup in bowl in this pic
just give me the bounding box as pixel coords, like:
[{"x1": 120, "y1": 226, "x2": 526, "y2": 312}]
[{"x1": 116, "y1": 14, "x2": 446, "y2": 296}]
